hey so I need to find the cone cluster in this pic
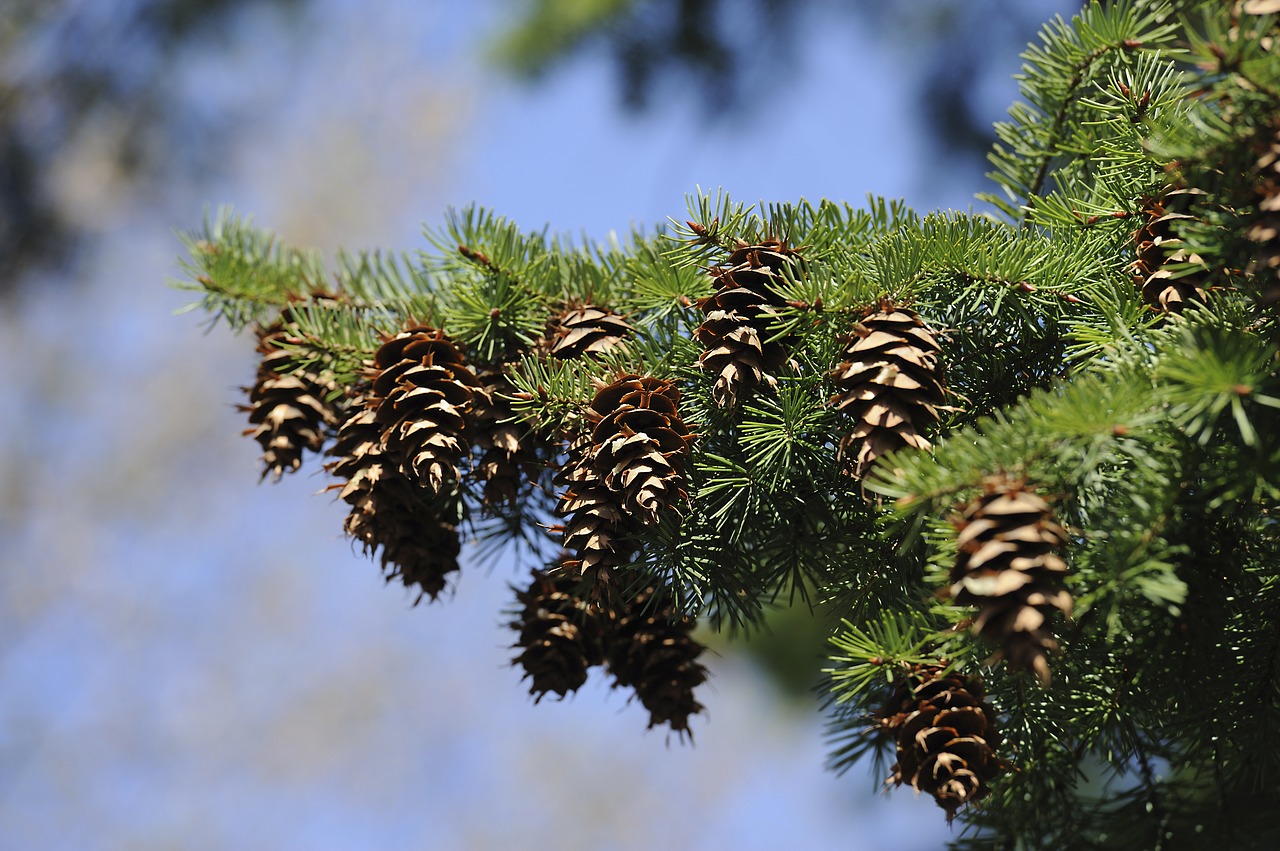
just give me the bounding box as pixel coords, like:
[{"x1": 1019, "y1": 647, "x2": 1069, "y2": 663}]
[
  {"x1": 240, "y1": 315, "x2": 343, "y2": 481},
  {"x1": 508, "y1": 574, "x2": 707, "y2": 736},
  {"x1": 544, "y1": 304, "x2": 632, "y2": 360},
  {"x1": 555, "y1": 375, "x2": 694, "y2": 580},
  {"x1": 327, "y1": 394, "x2": 462, "y2": 602},
  {"x1": 1131, "y1": 190, "x2": 1207, "y2": 312},
  {"x1": 695, "y1": 239, "x2": 802, "y2": 407},
  {"x1": 950, "y1": 479, "x2": 1072, "y2": 684},
  {"x1": 877, "y1": 664, "x2": 1006, "y2": 820},
  {"x1": 829, "y1": 306, "x2": 945, "y2": 478}
]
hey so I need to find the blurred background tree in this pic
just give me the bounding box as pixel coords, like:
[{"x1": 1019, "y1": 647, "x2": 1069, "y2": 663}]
[{"x1": 0, "y1": 0, "x2": 304, "y2": 292}]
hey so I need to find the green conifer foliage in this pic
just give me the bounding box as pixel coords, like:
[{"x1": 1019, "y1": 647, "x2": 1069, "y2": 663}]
[{"x1": 177, "y1": 1, "x2": 1280, "y2": 845}]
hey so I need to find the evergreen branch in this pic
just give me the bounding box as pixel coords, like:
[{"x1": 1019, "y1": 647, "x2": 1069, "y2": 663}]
[
  {"x1": 982, "y1": 1, "x2": 1183, "y2": 224},
  {"x1": 665, "y1": 186, "x2": 757, "y2": 267},
  {"x1": 174, "y1": 3, "x2": 1280, "y2": 842},
  {"x1": 334, "y1": 248, "x2": 435, "y2": 321},
  {"x1": 174, "y1": 207, "x2": 328, "y2": 332}
]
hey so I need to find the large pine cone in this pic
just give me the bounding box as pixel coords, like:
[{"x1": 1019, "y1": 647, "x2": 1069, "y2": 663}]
[
  {"x1": 241, "y1": 318, "x2": 343, "y2": 481},
  {"x1": 554, "y1": 376, "x2": 694, "y2": 581},
  {"x1": 829, "y1": 306, "x2": 945, "y2": 478},
  {"x1": 950, "y1": 479, "x2": 1072, "y2": 684},
  {"x1": 327, "y1": 394, "x2": 462, "y2": 602},
  {"x1": 877, "y1": 664, "x2": 1007, "y2": 820},
  {"x1": 695, "y1": 239, "x2": 802, "y2": 407},
  {"x1": 371, "y1": 327, "x2": 483, "y2": 494},
  {"x1": 587, "y1": 375, "x2": 694, "y2": 526},
  {"x1": 605, "y1": 585, "x2": 707, "y2": 739},
  {"x1": 510, "y1": 569, "x2": 609, "y2": 702}
]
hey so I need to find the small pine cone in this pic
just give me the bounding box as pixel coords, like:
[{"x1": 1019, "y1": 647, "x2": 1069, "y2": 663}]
[
  {"x1": 327, "y1": 394, "x2": 461, "y2": 602},
  {"x1": 510, "y1": 569, "x2": 609, "y2": 702},
  {"x1": 1131, "y1": 190, "x2": 1208, "y2": 312},
  {"x1": 470, "y1": 369, "x2": 546, "y2": 510},
  {"x1": 371, "y1": 327, "x2": 482, "y2": 494},
  {"x1": 950, "y1": 479, "x2": 1072, "y2": 684},
  {"x1": 876, "y1": 664, "x2": 1007, "y2": 820},
  {"x1": 545, "y1": 304, "x2": 632, "y2": 360},
  {"x1": 606, "y1": 585, "x2": 707, "y2": 738},
  {"x1": 241, "y1": 319, "x2": 343, "y2": 481},
  {"x1": 829, "y1": 306, "x2": 945, "y2": 478},
  {"x1": 695, "y1": 239, "x2": 802, "y2": 407},
  {"x1": 587, "y1": 375, "x2": 694, "y2": 526},
  {"x1": 555, "y1": 438, "x2": 637, "y2": 579},
  {"x1": 1247, "y1": 118, "x2": 1280, "y2": 299}
]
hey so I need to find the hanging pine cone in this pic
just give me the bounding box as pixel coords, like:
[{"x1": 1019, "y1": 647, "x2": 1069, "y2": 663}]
[
  {"x1": 1131, "y1": 190, "x2": 1208, "y2": 312},
  {"x1": 240, "y1": 315, "x2": 343, "y2": 481},
  {"x1": 829, "y1": 306, "x2": 945, "y2": 478},
  {"x1": 469, "y1": 368, "x2": 549, "y2": 511},
  {"x1": 371, "y1": 327, "x2": 483, "y2": 494},
  {"x1": 588, "y1": 375, "x2": 694, "y2": 526},
  {"x1": 509, "y1": 569, "x2": 609, "y2": 702},
  {"x1": 876, "y1": 663, "x2": 1007, "y2": 821},
  {"x1": 555, "y1": 438, "x2": 636, "y2": 581},
  {"x1": 695, "y1": 239, "x2": 802, "y2": 407},
  {"x1": 544, "y1": 304, "x2": 632, "y2": 360},
  {"x1": 606, "y1": 585, "x2": 707, "y2": 739},
  {"x1": 554, "y1": 375, "x2": 694, "y2": 583},
  {"x1": 950, "y1": 478, "x2": 1072, "y2": 684},
  {"x1": 327, "y1": 393, "x2": 462, "y2": 602},
  {"x1": 1246, "y1": 117, "x2": 1280, "y2": 300}
]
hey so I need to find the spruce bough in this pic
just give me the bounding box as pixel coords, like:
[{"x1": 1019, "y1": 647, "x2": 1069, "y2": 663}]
[{"x1": 176, "y1": 1, "x2": 1280, "y2": 846}]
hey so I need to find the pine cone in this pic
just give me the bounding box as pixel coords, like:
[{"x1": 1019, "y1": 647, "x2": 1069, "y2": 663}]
[
  {"x1": 555, "y1": 440, "x2": 636, "y2": 579},
  {"x1": 877, "y1": 664, "x2": 1007, "y2": 820},
  {"x1": 606, "y1": 585, "x2": 707, "y2": 739},
  {"x1": 470, "y1": 368, "x2": 548, "y2": 511},
  {"x1": 1131, "y1": 190, "x2": 1208, "y2": 312},
  {"x1": 950, "y1": 479, "x2": 1072, "y2": 684},
  {"x1": 371, "y1": 327, "x2": 482, "y2": 494},
  {"x1": 545, "y1": 304, "x2": 632, "y2": 360},
  {"x1": 1247, "y1": 118, "x2": 1280, "y2": 300},
  {"x1": 829, "y1": 306, "x2": 945, "y2": 478},
  {"x1": 240, "y1": 318, "x2": 343, "y2": 481},
  {"x1": 555, "y1": 375, "x2": 694, "y2": 582},
  {"x1": 588, "y1": 375, "x2": 694, "y2": 526},
  {"x1": 510, "y1": 569, "x2": 609, "y2": 702},
  {"x1": 695, "y1": 239, "x2": 802, "y2": 407},
  {"x1": 1243, "y1": 1, "x2": 1280, "y2": 17},
  {"x1": 327, "y1": 393, "x2": 462, "y2": 602}
]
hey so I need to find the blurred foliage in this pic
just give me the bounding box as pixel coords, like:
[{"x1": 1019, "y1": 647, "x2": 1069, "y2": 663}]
[
  {"x1": 0, "y1": 0, "x2": 305, "y2": 296},
  {"x1": 491, "y1": 0, "x2": 1079, "y2": 160},
  {"x1": 1, "y1": 0, "x2": 1075, "y2": 303}
]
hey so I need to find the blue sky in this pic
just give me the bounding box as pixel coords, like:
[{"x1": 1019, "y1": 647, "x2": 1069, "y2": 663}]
[{"x1": 0, "y1": 1, "x2": 1072, "y2": 848}]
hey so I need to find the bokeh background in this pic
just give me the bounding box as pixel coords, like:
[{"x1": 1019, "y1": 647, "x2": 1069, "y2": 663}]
[{"x1": 1, "y1": 1, "x2": 1073, "y2": 848}]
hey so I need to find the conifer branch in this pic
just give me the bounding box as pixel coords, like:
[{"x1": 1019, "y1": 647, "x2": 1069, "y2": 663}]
[{"x1": 174, "y1": 3, "x2": 1280, "y2": 843}]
